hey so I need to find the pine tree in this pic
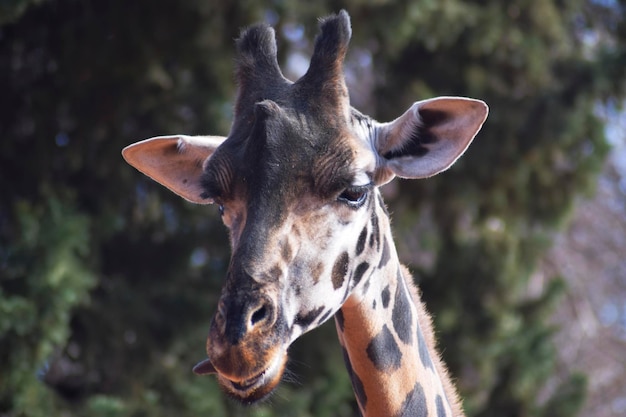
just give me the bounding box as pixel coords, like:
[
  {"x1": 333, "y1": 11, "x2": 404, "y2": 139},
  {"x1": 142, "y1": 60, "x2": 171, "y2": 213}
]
[{"x1": 1, "y1": 1, "x2": 624, "y2": 416}]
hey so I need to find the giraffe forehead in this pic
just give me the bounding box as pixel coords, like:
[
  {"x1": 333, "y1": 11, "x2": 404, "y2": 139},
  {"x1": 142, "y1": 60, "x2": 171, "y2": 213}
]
[{"x1": 208, "y1": 120, "x2": 368, "y2": 208}]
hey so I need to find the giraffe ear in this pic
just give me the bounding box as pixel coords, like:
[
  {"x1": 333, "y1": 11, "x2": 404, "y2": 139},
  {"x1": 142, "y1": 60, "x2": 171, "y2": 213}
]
[
  {"x1": 373, "y1": 97, "x2": 488, "y2": 184},
  {"x1": 122, "y1": 135, "x2": 226, "y2": 204}
]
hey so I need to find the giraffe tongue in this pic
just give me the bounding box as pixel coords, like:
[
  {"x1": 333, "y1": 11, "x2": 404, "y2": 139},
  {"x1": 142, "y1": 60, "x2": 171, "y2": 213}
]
[{"x1": 192, "y1": 358, "x2": 217, "y2": 375}]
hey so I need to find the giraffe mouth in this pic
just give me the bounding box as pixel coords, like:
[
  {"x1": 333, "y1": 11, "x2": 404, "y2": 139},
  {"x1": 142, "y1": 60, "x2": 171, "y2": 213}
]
[
  {"x1": 228, "y1": 367, "x2": 270, "y2": 391},
  {"x1": 222, "y1": 353, "x2": 287, "y2": 403},
  {"x1": 194, "y1": 352, "x2": 287, "y2": 404}
]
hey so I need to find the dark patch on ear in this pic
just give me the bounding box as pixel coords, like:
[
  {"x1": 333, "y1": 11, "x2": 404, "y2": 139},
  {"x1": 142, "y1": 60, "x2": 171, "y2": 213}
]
[
  {"x1": 356, "y1": 227, "x2": 367, "y2": 256},
  {"x1": 383, "y1": 135, "x2": 430, "y2": 159},
  {"x1": 366, "y1": 325, "x2": 402, "y2": 372},
  {"x1": 420, "y1": 107, "x2": 450, "y2": 127},
  {"x1": 341, "y1": 346, "x2": 367, "y2": 409},
  {"x1": 295, "y1": 306, "x2": 324, "y2": 329},
  {"x1": 383, "y1": 108, "x2": 449, "y2": 160},
  {"x1": 332, "y1": 252, "x2": 350, "y2": 290},
  {"x1": 396, "y1": 382, "x2": 427, "y2": 417},
  {"x1": 353, "y1": 262, "x2": 370, "y2": 286},
  {"x1": 392, "y1": 278, "x2": 413, "y2": 345},
  {"x1": 378, "y1": 237, "x2": 391, "y2": 268},
  {"x1": 436, "y1": 395, "x2": 448, "y2": 417},
  {"x1": 381, "y1": 285, "x2": 391, "y2": 309},
  {"x1": 417, "y1": 323, "x2": 434, "y2": 370},
  {"x1": 335, "y1": 309, "x2": 345, "y2": 332},
  {"x1": 385, "y1": 107, "x2": 450, "y2": 161}
]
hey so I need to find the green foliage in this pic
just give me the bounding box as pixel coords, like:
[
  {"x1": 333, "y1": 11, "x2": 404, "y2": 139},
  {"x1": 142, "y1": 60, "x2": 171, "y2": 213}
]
[
  {"x1": 539, "y1": 373, "x2": 588, "y2": 417},
  {"x1": 380, "y1": 1, "x2": 623, "y2": 415},
  {"x1": 1, "y1": 0, "x2": 624, "y2": 416},
  {"x1": 0, "y1": 0, "x2": 47, "y2": 25},
  {"x1": 1, "y1": 193, "x2": 95, "y2": 415}
]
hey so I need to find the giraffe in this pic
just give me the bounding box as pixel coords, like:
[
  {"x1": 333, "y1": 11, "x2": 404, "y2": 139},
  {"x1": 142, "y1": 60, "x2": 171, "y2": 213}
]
[{"x1": 122, "y1": 10, "x2": 487, "y2": 417}]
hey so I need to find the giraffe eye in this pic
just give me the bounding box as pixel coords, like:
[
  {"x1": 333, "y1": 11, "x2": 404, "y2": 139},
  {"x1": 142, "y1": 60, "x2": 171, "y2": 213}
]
[{"x1": 338, "y1": 186, "x2": 369, "y2": 208}]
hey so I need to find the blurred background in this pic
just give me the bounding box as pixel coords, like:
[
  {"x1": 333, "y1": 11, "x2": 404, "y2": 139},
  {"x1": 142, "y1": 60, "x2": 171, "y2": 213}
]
[{"x1": 1, "y1": 1, "x2": 625, "y2": 416}]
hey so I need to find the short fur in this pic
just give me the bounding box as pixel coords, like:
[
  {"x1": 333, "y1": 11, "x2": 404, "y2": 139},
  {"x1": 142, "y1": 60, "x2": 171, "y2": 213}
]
[{"x1": 121, "y1": 9, "x2": 488, "y2": 417}]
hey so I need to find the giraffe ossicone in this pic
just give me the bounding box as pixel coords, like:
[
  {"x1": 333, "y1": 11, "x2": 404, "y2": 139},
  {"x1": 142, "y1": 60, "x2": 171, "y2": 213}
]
[{"x1": 123, "y1": 10, "x2": 487, "y2": 416}]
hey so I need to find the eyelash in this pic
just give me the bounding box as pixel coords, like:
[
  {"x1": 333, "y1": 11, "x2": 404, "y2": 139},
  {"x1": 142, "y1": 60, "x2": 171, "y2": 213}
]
[
  {"x1": 214, "y1": 186, "x2": 370, "y2": 213},
  {"x1": 337, "y1": 185, "x2": 370, "y2": 209}
]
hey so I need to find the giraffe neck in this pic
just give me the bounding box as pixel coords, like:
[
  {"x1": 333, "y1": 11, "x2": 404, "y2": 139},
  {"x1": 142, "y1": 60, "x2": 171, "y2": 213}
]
[{"x1": 334, "y1": 202, "x2": 464, "y2": 417}]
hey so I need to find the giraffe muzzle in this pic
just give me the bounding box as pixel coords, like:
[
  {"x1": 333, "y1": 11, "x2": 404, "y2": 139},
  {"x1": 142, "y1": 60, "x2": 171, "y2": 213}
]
[
  {"x1": 192, "y1": 290, "x2": 290, "y2": 403},
  {"x1": 193, "y1": 348, "x2": 288, "y2": 404}
]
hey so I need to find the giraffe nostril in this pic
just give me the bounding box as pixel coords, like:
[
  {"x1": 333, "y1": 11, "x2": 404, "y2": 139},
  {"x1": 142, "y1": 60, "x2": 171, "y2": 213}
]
[
  {"x1": 219, "y1": 294, "x2": 276, "y2": 343},
  {"x1": 250, "y1": 304, "x2": 269, "y2": 327}
]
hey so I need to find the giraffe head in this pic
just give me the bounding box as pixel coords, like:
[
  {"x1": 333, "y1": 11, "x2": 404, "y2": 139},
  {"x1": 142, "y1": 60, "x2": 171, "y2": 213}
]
[{"x1": 122, "y1": 10, "x2": 487, "y2": 404}]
